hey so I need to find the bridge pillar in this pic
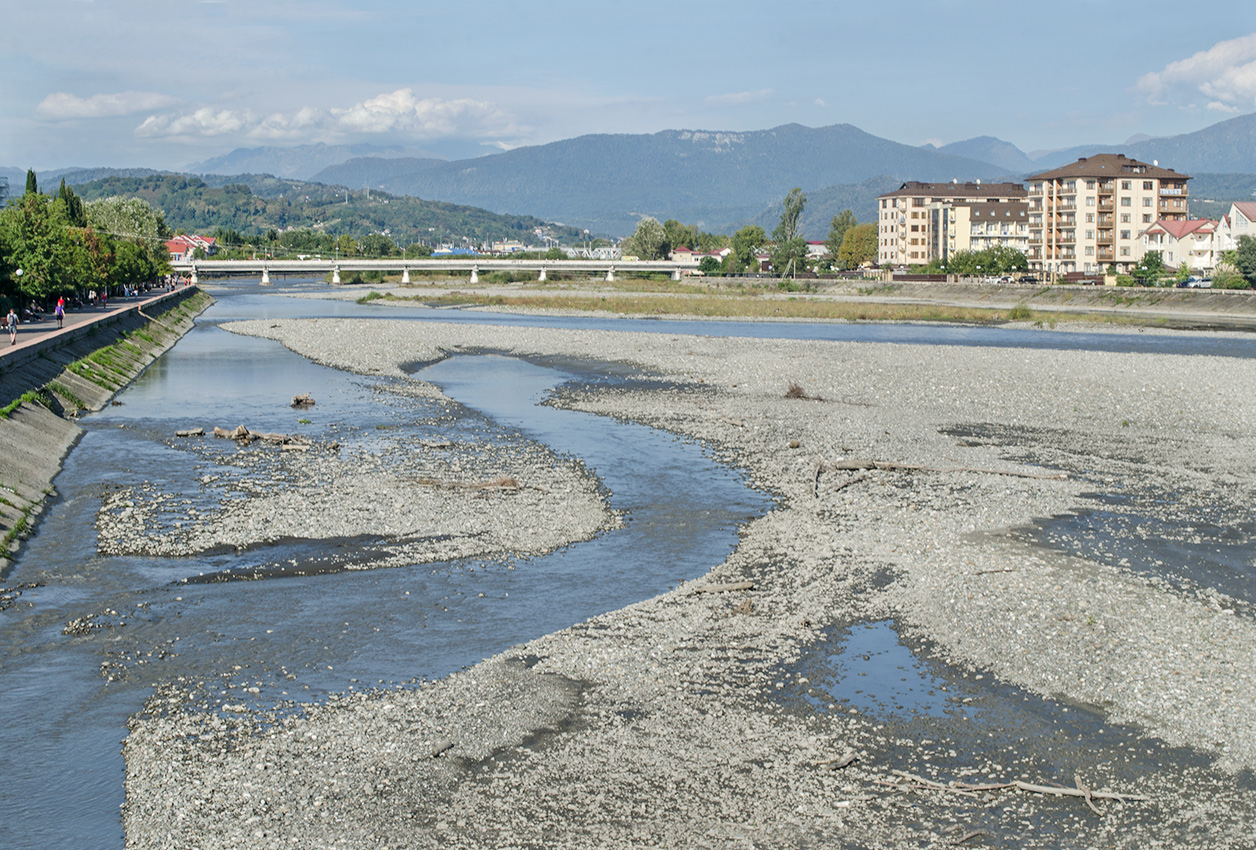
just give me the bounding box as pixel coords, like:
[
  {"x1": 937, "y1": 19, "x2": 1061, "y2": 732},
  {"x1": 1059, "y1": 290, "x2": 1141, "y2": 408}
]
[
  {"x1": 538, "y1": 267, "x2": 547, "y2": 282},
  {"x1": 606, "y1": 267, "x2": 615, "y2": 282},
  {"x1": 401, "y1": 267, "x2": 411, "y2": 284},
  {"x1": 470, "y1": 266, "x2": 479, "y2": 284},
  {"x1": 260, "y1": 266, "x2": 271, "y2": 285},
  {"x1": 671, "y1": 269, "x2": 681, "y2": 281},
  {"x1": 190, "y1": 265, "x2": 199, "y2": 285},
  {"x1": 332, "y1": 266, "x2": 341, "y2": 285}
]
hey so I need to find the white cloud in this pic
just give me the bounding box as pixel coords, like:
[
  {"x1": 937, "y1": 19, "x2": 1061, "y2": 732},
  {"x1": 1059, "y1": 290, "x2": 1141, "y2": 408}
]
[
  {"x1": 136, "y1": 108, "x2": 254, "y2": 138},
  {"x1": 705, "y1": 89, "x2": 773, "y2": 107},
  {"x1": 1137, "y1": 33, "x2": 1256, "y2": 110},
  {"x1": 132, "y1": 89, "x2": 519, "y2": 143},
  {"x1": 814, "y1": 98, "x2": 826, "y2": 108},
  {"x1": 37, "y1": 90, "x2": 179, "y2": 119}
]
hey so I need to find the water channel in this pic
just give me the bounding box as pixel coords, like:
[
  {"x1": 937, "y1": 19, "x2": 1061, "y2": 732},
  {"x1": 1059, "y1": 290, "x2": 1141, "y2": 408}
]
[{"x1": 1, "y1": 280, "x2": 1254, "y2": 847}]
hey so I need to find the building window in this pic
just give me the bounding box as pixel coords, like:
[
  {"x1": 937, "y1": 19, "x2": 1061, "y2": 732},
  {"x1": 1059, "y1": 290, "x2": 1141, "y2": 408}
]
[
  {"x1": 1143, "y1": 197, "x2": 1152, "y2": 207},
  {"x1": 1086, "y1": 197, "x2": 1096, "y2": 207},
  {"x1": 1120, "y1": 247, "x2": 1130, "y2": 256},
  {"x1": 1086, "y1": 213, "x2": 1094, "y2": 223},
  {"x1": 1121, "y1": 180, "x2": 1131, "y2": 190},
  {"x1": 1121, "y1": 197, "x2": 1131, "y2": 207},
  {"x1": 1143, "y1": 181, "x2": 1153, "y2": 190},
  {"x1": 1086, "y1": 180, "x2": 1096, "y2": 190},
  {"x1": 1086, "y1": 229, "x2": 1094, "y2": 239},
  {"x1": 1120, "y1": 230, "x2": 1131, "y2": 240},
  {"x1": 1085, "y1": 246, "x2": 1094, "y2": 256},
  {"x1": 1143, "y1": 214, "x2": 1152, "y2": 223}
]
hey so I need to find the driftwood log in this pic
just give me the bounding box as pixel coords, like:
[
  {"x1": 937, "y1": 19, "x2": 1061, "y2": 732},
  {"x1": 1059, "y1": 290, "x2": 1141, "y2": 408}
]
[
  {"x1": 887, "y1": 770, "x2": 1148, "y2": 811},
  {"x1": 291, "y1": 393, "x2": 315, "y2": 408},
  {"x1": 174, "y1": 427, "x2": 204, "y2": 438}
]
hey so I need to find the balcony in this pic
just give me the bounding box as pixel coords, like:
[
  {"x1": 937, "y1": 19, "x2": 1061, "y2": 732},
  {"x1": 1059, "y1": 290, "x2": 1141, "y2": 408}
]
[
  {"x1": 1160, "y1": 187, "x2": 1185, "y2": 195},
  {"x1": 1098, "y1": 202, "x2": 1114, "y2": 212}
]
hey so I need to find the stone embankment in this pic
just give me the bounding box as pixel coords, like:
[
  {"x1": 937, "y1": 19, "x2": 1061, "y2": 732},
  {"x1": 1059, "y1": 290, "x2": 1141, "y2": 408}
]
[
  {"x1": 122, "y1": 317, "x2": 1256, "y2": 848},
  {"x1": 0, "y1": 289, "x2": 213, "y2": 562}
]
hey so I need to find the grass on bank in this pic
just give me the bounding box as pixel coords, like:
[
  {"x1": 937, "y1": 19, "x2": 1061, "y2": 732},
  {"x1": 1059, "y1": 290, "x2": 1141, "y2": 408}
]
[{"x1": 368, "y1": 288, "x2": 1081, "y2": 325}]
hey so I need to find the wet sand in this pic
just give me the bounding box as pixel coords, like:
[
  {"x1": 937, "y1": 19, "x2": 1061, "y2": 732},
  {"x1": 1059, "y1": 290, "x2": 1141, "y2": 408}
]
[{"x1": 123, "y1": 317, "x2": 1256, "y2": 848}]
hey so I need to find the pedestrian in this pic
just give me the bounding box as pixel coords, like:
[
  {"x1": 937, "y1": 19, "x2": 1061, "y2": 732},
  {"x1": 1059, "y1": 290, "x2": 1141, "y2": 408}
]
[
  {"x1": 7, "y1": 307, "x2": 18, "y2": 346},
  {"x1": 55, "y1": 297, "x2": 65, "y2": 329}
]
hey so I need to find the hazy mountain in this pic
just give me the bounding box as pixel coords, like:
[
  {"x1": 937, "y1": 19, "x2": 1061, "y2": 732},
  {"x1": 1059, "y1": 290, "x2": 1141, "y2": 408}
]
[
  {"x1": 303, "y1": 123, "x2": 1012, "y2": 234},
  {"x1": 1121, "y1": 112, "x2": 1256, "y2": 174},
  {"x1": 313, "y1": 156, "x2": 450, "y2": 188},
  {"x1": 954, "y1": 112, "x2": 1256, "y2": 176},
  {"x1": 927, "y1": 136, "x2": 1037, "y2": 173},
  {"x1": 746, "y1": 176, "x2": 901, "y2": 239},
  {"x1": 187, "y1": 143, "x2": 449, "y2": 181}
]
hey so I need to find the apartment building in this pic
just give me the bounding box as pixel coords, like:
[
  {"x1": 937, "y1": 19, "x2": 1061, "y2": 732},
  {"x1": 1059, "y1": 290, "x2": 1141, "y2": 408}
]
[
  {"x1": 877, "y1": 181, "x2": 1027, "y2": 266},
  {"x1": 1026, "y1": 154, "x2": 1190, "y2": 276}
]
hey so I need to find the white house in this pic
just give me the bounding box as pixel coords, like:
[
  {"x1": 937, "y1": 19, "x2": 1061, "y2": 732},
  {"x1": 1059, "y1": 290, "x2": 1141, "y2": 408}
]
[{"x1": 1140, "y1": 219, "x2": 1219, "y2": 272}]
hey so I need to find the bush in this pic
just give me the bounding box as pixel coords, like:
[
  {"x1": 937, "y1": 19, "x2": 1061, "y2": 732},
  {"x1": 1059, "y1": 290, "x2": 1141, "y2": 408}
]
[{"x1": 1212, "y1": 270, "x2": 1251, "y2": 290}]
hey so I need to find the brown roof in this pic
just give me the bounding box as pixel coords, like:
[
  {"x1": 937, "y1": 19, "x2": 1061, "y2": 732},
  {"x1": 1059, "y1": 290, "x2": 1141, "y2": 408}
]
[
  {"x1": 1232, "y1": 201, "x2": 1256, "y2": 221},
  {"x1": 1027, "y1": 153, "x2": 1189, "y2": 182},
  {"x1": 1143, "y1": 219, "x2": 1217, "y2": 239},
  {"x1": 878, "y1": 181, "x2": 1026, "y2": 200}
]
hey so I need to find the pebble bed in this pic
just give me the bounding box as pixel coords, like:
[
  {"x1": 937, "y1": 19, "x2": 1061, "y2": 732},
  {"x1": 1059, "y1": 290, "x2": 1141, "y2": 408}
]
[{"x1": 122, "y1": 317, "x2": 1256, "y2": 848}]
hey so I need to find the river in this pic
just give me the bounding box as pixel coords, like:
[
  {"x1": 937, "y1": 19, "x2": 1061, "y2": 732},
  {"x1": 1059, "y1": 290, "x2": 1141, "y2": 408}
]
[{"x1": 1, "y1": 280, "x2": 1253, "y2": 847}]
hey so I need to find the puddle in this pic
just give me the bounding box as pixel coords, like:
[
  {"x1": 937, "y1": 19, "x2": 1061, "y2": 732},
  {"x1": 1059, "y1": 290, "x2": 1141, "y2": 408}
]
[{"x1": 792, "y1": 620, "x2": 970, "y2": 719}]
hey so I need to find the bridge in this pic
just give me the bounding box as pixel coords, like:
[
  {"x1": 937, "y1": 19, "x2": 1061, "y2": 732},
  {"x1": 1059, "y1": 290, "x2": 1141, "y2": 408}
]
[{"x1": 169, "y1": 258, "x2": 700, "y2": 285}]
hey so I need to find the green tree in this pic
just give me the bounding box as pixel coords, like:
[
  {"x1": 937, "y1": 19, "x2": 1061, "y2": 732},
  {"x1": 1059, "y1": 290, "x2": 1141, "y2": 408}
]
[
  {"x1": 728, "y1": 225, "x2": 766, "y2": 273},
  {"x1": 837, "y1": 223, "x2": 878, "y2": 268},
  {"x1": 359, "y1": 233, "x2": 398, "y2": 257},
  {"x1": 662, "y1": 219, "x2": 695, "y2": 252},
  {"x1": 1236, "y1": 236, "x2": 1256, "y2": 287},
  {"x1": 1132, "y1": 250, "x2": 1166, "y2": 285},
  {"x1": 824, "y1": 210, "x2": 857, "y2": 266},
  {"x1": 25, "y1": 169, "x2": 37, "y2": 196},
  {"x1": 56, "y1": 179, "x2": 88, "y2": 227},
  {"x1": 770, "y1": 188, "x2": 808, "y2": 277},
  {"x1": 698, "y1": 256, "x2": 722, "y2": 275},
  {"x1": 334, "y1": 234, "x2": 359, "y2": 257},
  {"x1": 623, "y1": 216, "x2": 667, "y2": 260}
]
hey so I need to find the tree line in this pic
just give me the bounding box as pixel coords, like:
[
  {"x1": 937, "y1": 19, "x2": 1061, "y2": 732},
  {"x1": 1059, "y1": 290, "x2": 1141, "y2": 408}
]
[
  {"x1": 619, "y1": 188, "x2": 880, "y2": 277},
  {"x1": 0, "y1": 171, "x2": 172, "y2": 310}
]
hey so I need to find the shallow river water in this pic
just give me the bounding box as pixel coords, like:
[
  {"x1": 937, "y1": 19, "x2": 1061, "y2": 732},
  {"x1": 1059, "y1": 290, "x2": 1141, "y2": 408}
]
[{"x1": 1, "y1": 280, "x2": 1254, "y2": 847}]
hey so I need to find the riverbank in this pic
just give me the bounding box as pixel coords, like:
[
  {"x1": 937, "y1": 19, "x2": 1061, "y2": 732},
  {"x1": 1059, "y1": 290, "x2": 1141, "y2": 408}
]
[
  {"x1": 313, "y1": 277, "x2": 1256, "y2": 330},
  {"x1": 0, "y1": 289, "x2": 213, "y2": 564},
  {"x1": 123, "y1": 317, "x2": 1256, "y2": 847}
]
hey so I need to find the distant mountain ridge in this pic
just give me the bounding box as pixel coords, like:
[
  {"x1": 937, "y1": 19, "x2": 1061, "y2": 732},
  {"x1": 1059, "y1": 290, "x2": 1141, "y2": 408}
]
[
  {"x1": 937, "y1": 112, "x2": 1256, "y2": 175},
  {"x1": 187, "y1": 143, "x2": 449, "y2": 181},
  {"x1": 309, "y1": 123, "x2": 1013, "y2": 234}
]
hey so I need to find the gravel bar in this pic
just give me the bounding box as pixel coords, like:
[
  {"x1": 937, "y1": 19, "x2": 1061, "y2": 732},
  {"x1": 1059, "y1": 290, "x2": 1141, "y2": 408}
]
[{"x1": 122, "y1": 317, "x2": 1256, "y2": 848}]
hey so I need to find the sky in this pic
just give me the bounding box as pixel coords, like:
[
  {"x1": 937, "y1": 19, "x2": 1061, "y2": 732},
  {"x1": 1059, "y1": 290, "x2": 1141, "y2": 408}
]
[{"x1": 2, "y1": 0, "x2": 1255, "y2": 172}]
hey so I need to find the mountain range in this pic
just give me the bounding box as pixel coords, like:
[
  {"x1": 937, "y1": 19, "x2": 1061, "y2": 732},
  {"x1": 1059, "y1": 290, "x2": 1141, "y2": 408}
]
[{"x1": 5, "y1": 112, "x2": 1255, "y2": 240}]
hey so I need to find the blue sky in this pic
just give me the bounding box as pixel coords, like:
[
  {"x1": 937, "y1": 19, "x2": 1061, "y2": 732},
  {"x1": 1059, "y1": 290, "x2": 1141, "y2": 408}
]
[{"x1": 3, "y1": 0, "x2": 1255, "y2": 171}]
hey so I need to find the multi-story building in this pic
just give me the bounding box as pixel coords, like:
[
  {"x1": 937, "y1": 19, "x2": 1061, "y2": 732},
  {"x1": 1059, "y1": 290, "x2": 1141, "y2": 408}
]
[
  {"x1": 1026, "y1": 154, "x2": 1190, "y2": 276},
  {"x1": 877, "y1": 181, "x2": 1027, "y2": 266},
  {"x1": 1140, "y1": 219, "x2": 1219, "y2": 273}
]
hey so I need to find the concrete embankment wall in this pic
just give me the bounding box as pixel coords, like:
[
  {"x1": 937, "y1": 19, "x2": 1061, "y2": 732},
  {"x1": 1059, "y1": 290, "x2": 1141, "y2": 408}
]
[{"x1": 0, "y1": 288, "x2": 213, "y2": 563}]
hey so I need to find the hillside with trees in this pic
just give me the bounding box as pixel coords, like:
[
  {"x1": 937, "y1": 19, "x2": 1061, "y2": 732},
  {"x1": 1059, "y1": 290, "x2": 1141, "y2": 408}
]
[{"x1": 70, "y1": 174, "x2": 586, "y2": 252}]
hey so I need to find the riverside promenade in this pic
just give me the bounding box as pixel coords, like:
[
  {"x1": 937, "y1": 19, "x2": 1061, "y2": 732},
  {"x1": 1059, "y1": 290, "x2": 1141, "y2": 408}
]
[{"x1": 0, "y1": 285, "x2": 198, "y2": 368}]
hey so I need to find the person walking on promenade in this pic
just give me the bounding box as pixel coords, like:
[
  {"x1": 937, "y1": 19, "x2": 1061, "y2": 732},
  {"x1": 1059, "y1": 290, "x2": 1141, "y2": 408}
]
[
  {"x1": 7, "y1": 307, "x2": 18, "y2": 345},
  {"x1": 55, "y1": 297, "x2": 65, "y2": 329}
]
